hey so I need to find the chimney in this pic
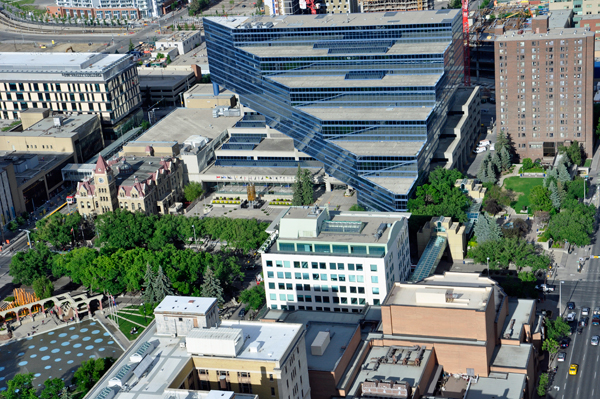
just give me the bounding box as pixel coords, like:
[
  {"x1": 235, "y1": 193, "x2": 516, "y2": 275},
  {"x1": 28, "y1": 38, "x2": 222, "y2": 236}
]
[
  {"x1": 531, "y1": 15, "x2": 549, "y2": 34},
  {"x1": 495, "y1": 24, "x2": 505, "y2": 36},
  {"x1": 191, "y1": 64, "x2": 202, "y2": 82}
]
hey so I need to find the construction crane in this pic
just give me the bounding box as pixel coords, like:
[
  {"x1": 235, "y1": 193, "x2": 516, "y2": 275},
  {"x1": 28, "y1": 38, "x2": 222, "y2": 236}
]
[
  {"x1": 462, "y1": 0, "x2": 470, "y2": 86},
  {"x1": 299, "y1": 0, "x2": 319, "y2": 14},
  {"x1": 65, "y1": 46, "x2": 75, "y2": 53}
]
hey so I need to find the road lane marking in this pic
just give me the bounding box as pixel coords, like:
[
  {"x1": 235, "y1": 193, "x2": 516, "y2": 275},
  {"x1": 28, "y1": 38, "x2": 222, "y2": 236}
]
[
  {"x1": 578, "y1": 387, "x2": 580, "y2": 396},
  {"x1": 565, "y1": 383, "x2": 567, "y2": 390}
]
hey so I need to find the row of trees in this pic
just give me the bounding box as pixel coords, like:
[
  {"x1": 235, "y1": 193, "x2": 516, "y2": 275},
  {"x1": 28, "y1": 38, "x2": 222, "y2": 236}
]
[
  {"x1": 11, "y1": 244, "x2": 244, "y2": 299},
  {"x1": 408, "y1": 168, "x2": 471, "y2": 223},
  {"x1": 292, "y1": 166, "x2": 315, "y2": 206},
  {"x1": 0, "y1": 357, "x2": 114, "y2": 399},
  {"x1": 189, "y1": 0, "x2": 210, "y2": 15},
  {"x1": 33, "y1": 209, "x2": 270, "y2": 253}
]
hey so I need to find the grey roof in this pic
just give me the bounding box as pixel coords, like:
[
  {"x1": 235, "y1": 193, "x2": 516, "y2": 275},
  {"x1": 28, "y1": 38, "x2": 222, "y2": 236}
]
[
  {"x1": 269, "y1": 74, "x2": 441, "y2": 89},
  {"x1": 365, "y1": 177, "x2": 417, "y2": 194},
  {"x1": 496, "y1": 27, "x2": 594, "y2": 41},
  {"x1": 334, "y1": 140, "x2": 424, "y2": 156},
  {"x1": 304, "y1": 322, "x2": 360, "y2": 372},
  {"x1": 0, "y1": 52, "x2": 128, "y2": 72},
  {"x1": 548, "y1": 9, "x2": 573, "y2": 29},
  {"x1": 138, "y1": 108, "x2": 241, "y2": 143},
  {"x1": 206, "y1": 9, "x2": 459, "y2": 30},
  {"x1": 501, "y1": 299, "x2": 535, "y2": 341},
  {"x1": 302, "y1": 106, "x2": 432, "y2": 121},
  {"x1": 465, "y1": 373, "x2": 527, "y2": 399},
  {"x1": 137, "y1": 69, "x2": 195, "y2": 88},
  {"x1": 201, "y1": 164, "x2": 324, "y2": 178},
  {"x1": 3, "y1": 114, "x2": 98, "y2": 139},
  {"x1": 154, "y1": 296, "x2": 217, "y2": 315},
  {"x1": 491, "y1": 344, "x2": 532, "y2": 370}
]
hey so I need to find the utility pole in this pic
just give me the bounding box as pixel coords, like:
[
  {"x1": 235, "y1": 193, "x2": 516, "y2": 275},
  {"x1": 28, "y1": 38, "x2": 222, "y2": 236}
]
[{"x1": 20, "y1": 229, "x2": 32, "y2": 249}]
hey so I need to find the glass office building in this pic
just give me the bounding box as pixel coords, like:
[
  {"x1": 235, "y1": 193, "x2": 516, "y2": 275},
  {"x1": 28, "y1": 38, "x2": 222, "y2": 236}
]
[{"x1": 204, "y1": 10, "x2": 463, "y2": 211}]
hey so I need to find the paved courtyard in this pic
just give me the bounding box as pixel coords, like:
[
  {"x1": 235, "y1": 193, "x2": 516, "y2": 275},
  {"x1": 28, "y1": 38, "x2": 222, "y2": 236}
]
[{"x1": 0, "y1": 319, "x2": 123, "y2": 392}]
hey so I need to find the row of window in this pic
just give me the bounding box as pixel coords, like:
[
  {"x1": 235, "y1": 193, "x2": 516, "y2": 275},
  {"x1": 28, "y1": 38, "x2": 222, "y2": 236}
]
[
  {"x1": 269, "y1": 282, "x2": 368, "y2": 293},
  {"x1": 267, "y1": 260, "x2": 379, "y2": 271},
  {"x1": 275, "y1": 243, "x2": 386, "y2": 256},
  {"x1": 266, "y1": 270, "x2": 378, "y2": 283},
  {"x1": 271, "y1": 293, "x2": 373, "y2": 304}
]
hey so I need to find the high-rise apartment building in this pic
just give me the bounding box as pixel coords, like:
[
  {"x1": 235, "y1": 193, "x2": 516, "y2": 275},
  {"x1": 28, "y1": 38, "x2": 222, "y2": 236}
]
[
  {"x1": 260, "y1": 206, "x2": 411, "y2": 312},
  {"x1": 495, "y1": 16, "x2": 595, "y2": 160},
  {"x1": 0, "y1": 53, "x2": 142, "y2": 138},
  {"x1": 204, "y1": 10, "x2": 463, "y2": 212}
]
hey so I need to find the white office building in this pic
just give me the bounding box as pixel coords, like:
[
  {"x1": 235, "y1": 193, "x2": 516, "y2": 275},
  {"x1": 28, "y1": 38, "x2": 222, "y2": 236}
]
[{"x1": 260, "y1": 206, "x2": 411, "y2": 312}]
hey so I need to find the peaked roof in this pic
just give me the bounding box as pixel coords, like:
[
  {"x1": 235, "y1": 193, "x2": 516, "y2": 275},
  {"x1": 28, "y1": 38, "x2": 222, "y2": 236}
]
[{"x1": 95, "y1": 155, "x2": 110, "y2": 174}]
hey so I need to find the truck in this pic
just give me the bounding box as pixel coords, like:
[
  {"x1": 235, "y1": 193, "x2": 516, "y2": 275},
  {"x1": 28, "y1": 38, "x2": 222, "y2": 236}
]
[{"x1": 535, "y1": 284, "x2": 556, "y2": 292}]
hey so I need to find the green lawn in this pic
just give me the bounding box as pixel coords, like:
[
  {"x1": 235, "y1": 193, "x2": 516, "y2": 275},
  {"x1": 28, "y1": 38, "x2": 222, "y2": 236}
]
[
  {"x1": 519, "y1": 166, "x2": 545, "y2": 174},
  {"x1": 585, "y1": 159, "x2": 592, "y2": 168},
  {"x1": 113, "y1": 317, "x2": 145, "y2": 340},
  {"x1": 117, "y1": 311, "x2": 154, "y2": 327},
  {"x1": 502, "y1": 176, "x2": 544, "y2": 213}
]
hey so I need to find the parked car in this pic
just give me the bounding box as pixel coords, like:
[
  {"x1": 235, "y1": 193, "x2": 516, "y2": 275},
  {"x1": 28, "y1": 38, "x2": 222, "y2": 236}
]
[
  {"x1": 591, "y1": 336, "x2": 599, "y2": 346},
  {"x1": 568, "y1": 302, "x2": 576, "y2": 310},
  {"x1": 535, "y1": 284, "x2": 556, "y2": 292},
  {"x1": 561, "y1": 339, "x2": 570, "y2": 348},
  {"x1": 567, "y1": 312, "x2": 577, "y2": 322},
  {"x1": 479, "y1": 140, "x2": 491, "y2": 146},
  {"x1": 558, "y1": 352, "x2": 566, "y2": 362},
  {"x1": 474, "y1": 147, "x2": 486, "y2": 154},
  {"x1": 239, "y1": 308, "x2": 246, "y2": 318},
  {"x1": 582, "y1": 307, "x2": 590, "y2": 316}
]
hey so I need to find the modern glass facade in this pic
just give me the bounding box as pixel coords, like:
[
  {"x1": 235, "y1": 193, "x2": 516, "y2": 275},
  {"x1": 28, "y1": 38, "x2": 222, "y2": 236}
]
[{"x1": 204, "y1": 10, "x2": 463, "y2": 211}]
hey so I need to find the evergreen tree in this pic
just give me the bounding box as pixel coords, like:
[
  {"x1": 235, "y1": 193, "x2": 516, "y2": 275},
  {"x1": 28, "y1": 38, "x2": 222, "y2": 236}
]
[
  {"x1": 142, "y1": 263, "x2": 156, "y2": 304},
  {"x1": 491, "y1": 152, "x2": 502, "y2": 171},
  {"x1": 153, "y1": 266, "x2": 173, "y2": 303},
  {"x1": 301, "y1": 169, "x2": 314, "y2": 205},
  {"x1": 477, "y1": 158, "x2": 488, "y2": 182},
  {"x1": 60, "y1": 387, "x2": 73, "y2": 399},
  {"x1": 292, "y1": 166, "x2": 303, "y2": 206},
  {"x1": 486, "y1": 160, "x2": 497, "y2": 184},
  {"x1": 497, "y1": 130, "x2": 509, "y2": 153},
  {"x1": 544, "y1": 167, "x2": 558, "y2": 188},
  {"x1": 500, "y1": 147, "x2": 511, "y2": 171},
  {"x1": 558, "y1": 163, "x2": 571, "y2": 183},
  {"x1": 549, "y1": 182, "x2": 561, "y2": 209},
  {"x1": 201, "y1": 267, "x2": 224, "y2": 305},
  {"x1": 474, "y1": 213, "x2": 502, "y2": 244}
]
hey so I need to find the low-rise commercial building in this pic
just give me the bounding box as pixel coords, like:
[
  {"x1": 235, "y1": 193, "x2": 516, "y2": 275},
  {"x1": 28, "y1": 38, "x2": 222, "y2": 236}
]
[
  {"x1": 155, "y1": 31, "x2": 203, "y2": 55},
  {"x1": 260, "y1": 206, "x2": 411, "y2": 312},
  {"x1": 84, "y1": 296, "x2": 311, "y2": 399},
  {"x1": 138, "y1": 69, "x2": 196, "y2": 107},
  {"x1": 0, "y1": 111, "x2": 104, "y2": 164},
  {"x1": 154, "y1": 296, "x2": 219, "y2": 337},
  {"x1": 183, "y1": 84, "x2": 237, "y2": 109},
  {"x1": 0, "y1": 52, "x2": 142, "y2": 139}
]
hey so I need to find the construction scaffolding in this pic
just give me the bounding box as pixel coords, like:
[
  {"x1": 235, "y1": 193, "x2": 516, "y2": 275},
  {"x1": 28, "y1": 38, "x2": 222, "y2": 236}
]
[{"x1": 360, "y1": 0, "x2": 434, "y2": 13}]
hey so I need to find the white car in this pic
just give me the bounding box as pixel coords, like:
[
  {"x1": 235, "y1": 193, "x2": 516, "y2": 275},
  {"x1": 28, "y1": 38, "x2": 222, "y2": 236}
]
[
  {"x1": 474, "y1": 147, "x2": 487, "y2": 154},
  {"x1": 583, "y1": 307, "x2": 590, "y2": 316},
  {"x1": 567, "y1": 312, "x2": 577, "y2": 322},
  {"x1": 558, "y1": 352, "x2": 566, "y2": 362},
  {"x1": 592, "y1": 336, "x2": 599, "y2": 346},
  {"x1": 479, "y1": 140, "x2": 491, "y2": 146}
]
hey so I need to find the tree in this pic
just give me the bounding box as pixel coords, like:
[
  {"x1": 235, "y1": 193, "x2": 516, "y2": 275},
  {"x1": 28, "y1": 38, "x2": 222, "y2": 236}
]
[
  {"x1": 537, "y1": 373, "x2": 549, "y2": 397},
  {"x1": 529, "y1": 186, "x2": 553, "y2": 212},
  {"x1": 448, "y1": 0, "x2": 461, "y2": 8},
  {"x1": 408, "y1": 167, "x2": 470, "y2": 223},
  {"x1": 567, "y1": 141, "x2": 583, "y2": 166},
  {"x1": 502, "y1": 218, "x2": 529, "y2": 240},
  {"x1": 468, "y1": 236, "x2": 550, "y2": 270},
  {"x1": 128, "y1": 39, "x2": 134, "y2": 52},
  {"x1": 500, "y1": 146, "x2": 511, "y2": 171},
  {"x1": 184, "y1": 182, "x2": 204, "y2": 202},
  {"x1": 301, "y1": 169, "x2": 314, "y2": 205},
  {"x1": 543, "y1": 167, "x2": 558, "y2": 188},
  {"x1": 33, "y1": 276, "x2": 54, "y2": 299},
  {"x1": 201, "y1": 267, "x2": 224, "y2": 305},
  {"x1": 491, "y1": 152, "x2": 502, "y2": 172},
  {"x1": 153, "y1": 265, "x2": 173, "y2": 303},
  {"x1": 58, "y1": 388, "x2": 72, "y2": 399},
  {"x1": 1, "y1": 373, "x2": 37, "y2": 399},
  {"x1": 292, "y1": 165, "x2": 303, "y2": 206},
  {"x1": 35, "y1": 212, "x2": 82, "y2": 248},
  {"x1": 483, "y1": 198, "x2": 502, "y2": 215},
  {"x1": 474, "y1": 213, "x2": 501, "y2": 244},
  {"x1": 10, "y1": 245, "x2": 54, "y2": 286},
  {"x1": 477, "y1": 157, "x2": 488, "y2": 182},
  {"x1": 41, "y1": 378, "x2": 65, "y2": 399},
  {"x1": 547, "y1": 203, "x2": 595, "y2": 246},
  {"x1": 522, "y1": 158, "x2": 534, "y2": 171},
  {"x1": 548, "y1": 181, "x2": 561, "y2": 209},
  {"x1": 349, "y1": 204, "x2": 365, "y2": 211},
  {"x1": 517, "y1": 271, "x2": 536, "y2": 282},
  {"x1": 486, "y1": 160, "x2": 497, "y2": 184},
  {"x1": 534, "y1": 210, "x2": 551, "y2": 226},
  {"x1": 166, "y1": 55, "x2": 172, "y2": 64},
  {"x1": 546, "y1": 317, "x2": 571, "y2": 341},
  {"x1": 239, "y1": 284, "x2": 265, "y2": 310},
  {"x1": 73, "y1": 357, "x2": 115, "y2": 395},
  {"x1": 142, "y1": 263, "x2": 156, "y2": 304},
  {"x1": 558, "y1": 163, "x2": 571, "y2": 183}
]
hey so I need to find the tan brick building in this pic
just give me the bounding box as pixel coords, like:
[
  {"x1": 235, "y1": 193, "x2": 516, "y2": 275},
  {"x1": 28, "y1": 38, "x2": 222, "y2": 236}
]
[
  {"x1": 495, "y1": 16, "x2": 595, "y2": 160},
  {"x1": 76, "y1": 152, "x2": 183, "y2": 217}
]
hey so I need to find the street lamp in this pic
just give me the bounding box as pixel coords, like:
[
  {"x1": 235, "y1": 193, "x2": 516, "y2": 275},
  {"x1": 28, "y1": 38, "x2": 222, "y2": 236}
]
[
  {"x1": 559, "y1": 280, "x2": 565, "y2": 316},
  {"x1": 20, "y1": 229, "x2": 31, "y2": 249},
  {"x1": 487, "y1": 257, "x2": 490, "y2": 277},
  {"x1": 584, "y1": 176, "x2": 588, "y2": 203}
]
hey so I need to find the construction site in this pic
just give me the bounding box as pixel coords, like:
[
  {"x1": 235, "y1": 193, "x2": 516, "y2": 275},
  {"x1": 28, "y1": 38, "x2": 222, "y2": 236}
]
[
  {"x1": 467, "y1": 2, "x2": 572, "y2": 83},
  {"x1": 359, "y1": 0, "x2": 434, "y2": 13}
]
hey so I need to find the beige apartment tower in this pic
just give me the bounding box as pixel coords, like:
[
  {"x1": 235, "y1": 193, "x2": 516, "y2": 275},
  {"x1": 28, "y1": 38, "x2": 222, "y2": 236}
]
[{"x1": 494, "y1": 16, "x2": 595, "y2": 160}]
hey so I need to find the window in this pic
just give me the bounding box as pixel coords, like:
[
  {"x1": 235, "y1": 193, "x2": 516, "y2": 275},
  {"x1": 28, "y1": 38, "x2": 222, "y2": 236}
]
[
  {"x1": 271, "y1": 388, "x2": 276, "y2": 396},
  {"x1": 371, "y1": 276, "x2": 379, "y2": 283},
  {"x1": 267, "y1": 272, "x2": 274, "y2": 278},
  {"x1": 370, "y1": 265, "x2": 378, "y2": 272},
  {"x1": 373, "y1": 287, "x2": 380, "y2": 295},
  {"x1": 329, "y1": 263, "x2": 336, "y2": 270},
  {"x1": 321, "y1": 274, "x2": 327, "y2": 281}
]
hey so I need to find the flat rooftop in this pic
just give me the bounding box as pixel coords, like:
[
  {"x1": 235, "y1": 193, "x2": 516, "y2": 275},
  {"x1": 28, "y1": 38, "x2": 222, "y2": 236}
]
[
  {"x1": 269, "y1": 73, "x2": 441, "y2": 89},
  {"x1": 3, "y1": 114, "x2": 98, "y2": 138},
  {"x1": 154, "y1": 296, "x2": 216, "y2": 315},
  {"x1": 496, "y1": 26, "x2": 594, "y2": 41},
  {"x1": 138, "y1": 108, "x2": 241, "y2": 143},
  {"x1": 384, "y1": 283, "x2": 493, "y2": 311},
  {"x1": 334, "y1": 140, "x2": 423, "y2": 157},
  {"x1": 0, "y1": 152, "x2": 73, "y2": 186},
  {"x1": 262, "y1": 309, "x2": 366, "y2": 325},
  {"x1": 501, "y1": 299, "x2": 535, "y2": 341},
  {"x1": 201, "y1": 164, "x2": 325, "y2": 177},
  {"x1": 0, "y1": 52, "x2": 129, "y2": 73},
  {"x1": 305, "y1": 322, "x2": 359, "y2": 372},
  {"x1": 302, "y1": 106, "x2": 432, "y2": 121},
  {"x1": 548, "y1": 9, "x2": 573, "y2": 28},
  {"x1": 207, "y1": 9, "x2": 459, "y2": 30},
  {"x1": 491, "y1": 344, "x2": 532, "y2": 370},
  {"x1": 464, "y1": 373, "x2": 527, "y2": 399},
  {"x1": 347, "y1": 346, "x2": 432, "y2": 397},
  {"x1": 185, "y1": 83, "x2": 235, "y2": 97},
  {"x1": 156, "y1": 30, "x2": 201, "y2": 43},
  {"x1": 137, "y1": 69, "x2": 195, "y2": 87},
  {"x1": 365, "y1": 176, "x2": 417, "y2": 194}
]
